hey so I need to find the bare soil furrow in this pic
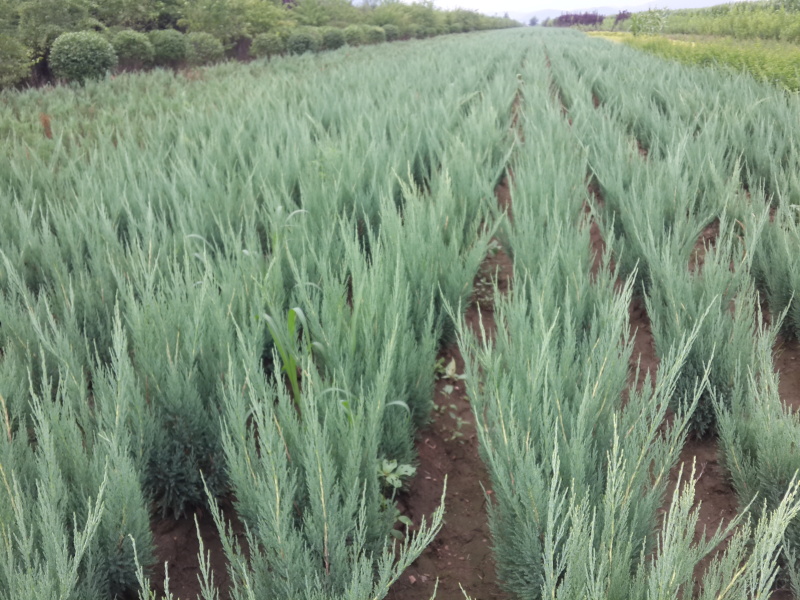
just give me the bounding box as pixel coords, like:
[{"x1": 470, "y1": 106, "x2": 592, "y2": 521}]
[
  {"x1": 775, "y1": 336, "x2": 800, "y2": 413},
  {"x1": 689, "y1": 218, "x2": 721, "y2": 273},
  {"x1": 389, "y1": 176, "x2": 514, "y2": 600},
  {"x1": 149, "y1": 499, "x2": 242, "y2": 600}
]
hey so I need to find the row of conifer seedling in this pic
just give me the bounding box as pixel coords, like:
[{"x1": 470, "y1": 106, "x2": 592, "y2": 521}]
[
  {"x1": 473, "y1": 29, "x2": 800, "y2": 599},
  {"x1": 0, "y1": 31, "x2": 522, "y2": 599},
  {"x1": 4, "y1": 27, "x2": 800, "y2": 600}
]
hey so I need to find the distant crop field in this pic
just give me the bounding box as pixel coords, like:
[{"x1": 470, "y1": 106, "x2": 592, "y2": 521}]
[{"x1": 3, "y1": 27, "x2": 800, "y2": 600}]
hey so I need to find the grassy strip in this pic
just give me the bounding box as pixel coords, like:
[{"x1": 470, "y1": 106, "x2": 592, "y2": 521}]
[{"x1": 589, "y1": 31, "x2": 800, "y2": 92}]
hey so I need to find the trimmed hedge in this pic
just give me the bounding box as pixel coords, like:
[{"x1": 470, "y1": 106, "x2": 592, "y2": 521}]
[
  {"x1": 112, "y1": 30, "x2": 154, "y2": 70},
  {"x1": 383, "y1": 24, "x2": 400, "y2": 41},
  {"x1": 250, "y1": 31, "x2": 286, "y2": 58},
  {"x1": 286, "y1": 28, "x2": 320, "y2": 55},
  {"x1": 186, "y1": 32, "x2": 224, "y2": 66},
  {"x1": 406, "y1": 24, "x2": 423, "y2": 39},
  {"x1": 49, "y1": 31, "x2": 117, "y2": 84},
  {"x1": 343, "y1": 24, "x2": 366, "y2": 46},
  {"x1": 364, "y1": 25, "x2": 386, "y2": 44},
  {"x1": 148, "y1": 29, "x2": 186, "y2": 67},
  {"x1": 321, "y1": 27, "x2": 345, "y2": 51}
]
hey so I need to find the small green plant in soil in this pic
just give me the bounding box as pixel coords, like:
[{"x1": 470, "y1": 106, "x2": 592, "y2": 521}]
[{"x1": 378, "y1": 458, "x2": 416, "y2": 490}]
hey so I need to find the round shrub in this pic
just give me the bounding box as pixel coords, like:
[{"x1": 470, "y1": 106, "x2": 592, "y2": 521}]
[
  {"x1": 406, "y1": 24, "x2": 423, "y2": 39},
  {"x1": 112, "y1": 30, "x2": 154, "y2": 70},
  {"x1": 250, "y1": 32, "x2": 285, "y2": 58},
  {"x1": 185, "y1": 32, "x2": 223, "y2": 66},
  {"x1": 286, "y1": 28, "x2": 319, "y2": 55},
  {"x1": 382, "y1": 24, "x2": 399, "y2": 41},
  {"x1": 364, "y1": 26, "x2": 386, "y2": 45},
  {"x1": 0, "y1": 34, "x2": 32, "y2": 89},
  {"x1": 49, "y1": 31, "x2": 117, "y2": 84},
  {"x1": 320, "y1": 27, "x2": 345, "y2": 51},
  {"x1": 419, "y1": 26, "x2": 440, "y2": 38},
  {"x1": 343, "y1": 24, "x2": 365, "y2": 46},
  {"x1": 148, "y1": 29, "x2": 186, "y2": 67}
]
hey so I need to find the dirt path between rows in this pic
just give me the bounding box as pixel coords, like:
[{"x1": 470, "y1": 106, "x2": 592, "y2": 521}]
[
  {"x1": 776, "y1": 336, "x2": 800, "y2": 413},
  {"x1": 388, "y1": 179, "x2": 514, "y2": 600},
  {"x1": 389, "y1": 83, "x2": 521, "y2": 600},
  {"x1": 149, "y1": 499, "x2": 239, "y2": 599}
]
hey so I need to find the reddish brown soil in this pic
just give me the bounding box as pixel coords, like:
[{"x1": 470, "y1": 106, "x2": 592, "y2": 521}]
[
  {"x1": 663, "y1": 436, "x2": 739, "y2": 590},
  {"x1": 589, "y1": 219, "x2": 606, "y2": 276},
  {"x1": 149, "y1": 501, "x2": 241, "y2": 600},
  {"x1": 39, "y1": 113, "x2": 53, "y2": 139},
  {"x1": 388, "y1": 342, "x2": 509, "y2": 600},
  {"x1": 636, "y1": 138, "x2": 649, "y2": 159},
  {"x1": 775, "y1": 335, "x2": 800, "y2": 413},
  {"x1": 480, "y1": 178, "x2": 514, "y2": 301},
  {"x1": 628, "y1": 296, "x2": 658, "y2": 384},
  {"x1": 585, "y1": 183, "x2": 608, "y2": 278},
  {"x1": 495, "y1": 170, "x2": 513, "y2": 221},
  {"x1": 689, "y1": 218, "x2": 721, "y2": 272}
]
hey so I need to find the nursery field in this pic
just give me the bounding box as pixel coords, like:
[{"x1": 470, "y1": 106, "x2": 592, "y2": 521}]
[{"x1": 4, "y1": 25, "x2": 800, "y2": 600}]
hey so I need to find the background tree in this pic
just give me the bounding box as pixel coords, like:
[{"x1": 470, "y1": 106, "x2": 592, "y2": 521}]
[
  {"x1": 630, "y1": 8, "x2": 668, "y2": 35},
  {"x1": 88, "y1": 0, "x2": 161, "y2": 29},
  {"x1": 0, "y1": 0, "x2": 519, "y2": 88},
  {"x1": 17, "y1": 0, "x2": 90, "y2": 57}
]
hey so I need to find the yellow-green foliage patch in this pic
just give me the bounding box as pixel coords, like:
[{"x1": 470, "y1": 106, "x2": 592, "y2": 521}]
[{"x1": 589, "y1": 31, "x2": 800, "y2": 91}]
